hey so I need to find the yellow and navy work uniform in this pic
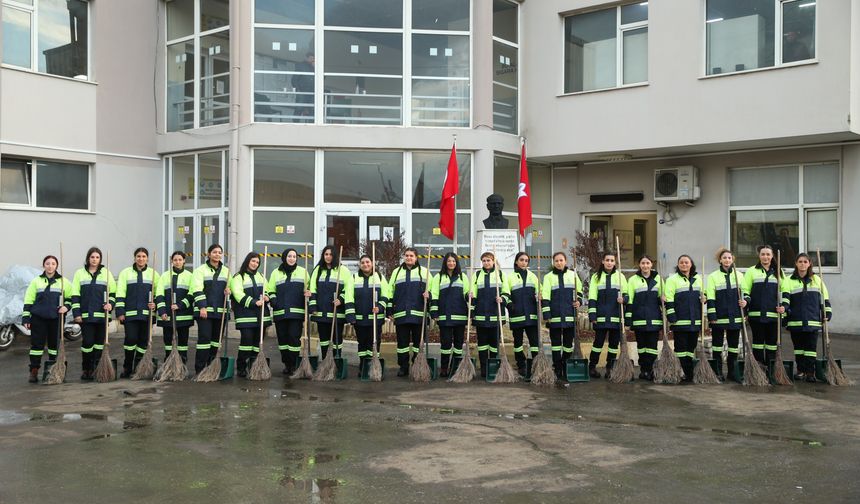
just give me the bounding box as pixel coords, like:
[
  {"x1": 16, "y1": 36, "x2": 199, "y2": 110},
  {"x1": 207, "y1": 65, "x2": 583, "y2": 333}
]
[
  {"x1": 624, "y1": 272, "x2": 663, "y2": 377},
  {"x1": 430, "y1": 271, "x2": 469, "y2": 374},
  {"x1": 23, "y1": 273, "x2": 72, "y2": 375},
  {"x1": 353, "y1": 271, "x2": 389, "y2": 371},
  {"x1": 267, "y1": 265, "x2": 310, "y2": 374},
  {"x1": 387, "y1": 263, "x2": 430, "y2": 374},
  {"x1": 665, "y1": 272, "x2": 703, "y2": 380},
  {"x1": 541, "y1": 267, "x2": 583, "y2": 377},
  {"x1": 156, "y1": 268, "x2": 195, "y2": 366},
  {"x1": 470, "y1": 267, "x2": 510, "y2": 376},
  {"x1": 587, "y1": 269, "x2": 628, "y2": 375},
  {"x1": 71, "y1": 266, "x2": 116, "y2": 377},
  {"x1": 116, "y1": 265, "x2": 158, "y2": 376},
  {"x1": 706, "y1": 266, "x2": 744, "y2": 379},
  {"x1": 309, "y1": 264, "x2": 355, "y2": 359},
  {"x1": 191, "y1": 261, "x2": 230, "y2": 371},
  {"x1": 230, "y1": 271, "x2": 272, "y2": 375},
  {"x1": 781, "y1": 273, "x2": 832, "y2": 377},
  {"x1": 505, "y1": 267, "x2": 541, "y2": 373},
  {"x1": 742, "y1": 264, "x2": 781, "y2": 365}
]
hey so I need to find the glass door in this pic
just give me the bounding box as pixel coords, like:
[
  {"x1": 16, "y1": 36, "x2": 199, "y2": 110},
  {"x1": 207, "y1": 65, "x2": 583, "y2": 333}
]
[
  {"x1": 171, "y1": 216, "x2": 195, "y2": 270},
  {"x1": 323, "y1": 211, "x2": 403, "y2": 267}
]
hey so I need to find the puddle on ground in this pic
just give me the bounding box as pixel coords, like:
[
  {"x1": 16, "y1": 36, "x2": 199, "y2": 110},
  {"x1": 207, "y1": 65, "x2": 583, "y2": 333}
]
[
  {"x1": 0, "y1": 410, "x2": 30, "y2": 425},
  {"x1": 279, "y1": 476, "x2": 342, "y2": 502}
]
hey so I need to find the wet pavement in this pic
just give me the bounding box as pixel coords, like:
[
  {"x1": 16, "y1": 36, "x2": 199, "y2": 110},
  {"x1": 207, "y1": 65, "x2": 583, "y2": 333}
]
[{"x1": 1, "y1": 333, "x2": 859, "y2": 503}]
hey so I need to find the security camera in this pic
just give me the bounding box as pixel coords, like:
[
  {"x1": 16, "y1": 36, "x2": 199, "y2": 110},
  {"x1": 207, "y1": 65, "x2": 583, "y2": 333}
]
[{"x1": 659, "y1": 219, "x2": 666, "y2": 224}]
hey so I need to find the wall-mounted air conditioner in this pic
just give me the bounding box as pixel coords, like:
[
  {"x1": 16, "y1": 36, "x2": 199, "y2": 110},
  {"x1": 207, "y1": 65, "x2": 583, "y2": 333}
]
[{"x1": 654, "y1": 166, "x2": 700, "y2": 202}]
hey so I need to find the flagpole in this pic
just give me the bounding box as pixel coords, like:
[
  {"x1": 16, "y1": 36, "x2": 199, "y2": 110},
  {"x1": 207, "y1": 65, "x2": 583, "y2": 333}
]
[{"x1": 452, "y1": 134, "x2": 458, "y2": 259}]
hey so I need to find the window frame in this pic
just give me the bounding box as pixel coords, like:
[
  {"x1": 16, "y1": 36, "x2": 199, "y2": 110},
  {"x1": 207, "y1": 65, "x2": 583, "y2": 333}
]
[
  {"x1": 0, "y1": 156, "x2": 93, "y2": 212},
  {"x1": 492, "y1": 0, "x2": 519, "y2": 134},
  {"x1": 702, "y1": 0, "x2": 818, "y2": 79},
  {"x1": 493, "y1": 153, "x2": 553, "y2": 251},
  {"x1": 165, "y1": 0, "x2": 231, "y2": 132},
  {"x1": 1, "y1": 0, "x2": 92, "y2": 81},
  {"x1": 561, "y1": 2, "x2": 649, "y2": 96},
  {"x1": 726, "y1": 161, "x2": 840, "y2": 272}
]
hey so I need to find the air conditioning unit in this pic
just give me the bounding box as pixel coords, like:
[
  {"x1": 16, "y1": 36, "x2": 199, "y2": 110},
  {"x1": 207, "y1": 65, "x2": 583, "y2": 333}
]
[{"x1": 654, "y1": 166, "x2": 700, "y2": 202}]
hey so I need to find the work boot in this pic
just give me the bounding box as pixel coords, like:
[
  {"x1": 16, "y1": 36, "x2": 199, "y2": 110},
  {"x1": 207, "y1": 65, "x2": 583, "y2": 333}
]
[
  {"x1": 29, "y1": 367, "x2": 39, "y2": 383},
  {"x1": 589, "y1": 366, "x2": 600, "y2": 379},
  {"x1": 439, "y1": 367, "x2": 449, "y2": 378},
  {"x1": 517, "y1": 365, "x2": 526, "y2": 377},
  {"x1": 604, "y1": 360, "x2": 615, "y2": 379},
  {"x1": 397, "y1": 367, "x2": 408, "y2": 377},
  {"x1": 638, "y1": 370, "x2": 648, "y2": 380}
]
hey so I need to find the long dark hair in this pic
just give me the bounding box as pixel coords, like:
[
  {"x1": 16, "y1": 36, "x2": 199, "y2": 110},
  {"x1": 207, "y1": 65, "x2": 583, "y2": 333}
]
[
  {"x1": 791, "y1": 252, "x2": 815, "y2": 280},
  {"x1": 42, "y1": 255, "x2": 60, "y2": 277},
  {"x1": 754, "y1": 244, "x2": 781, "y2": 278},
  {"x1": 635, "y1": 254, "x2": 656, "y2": 277},
  {"x1": 674, "y1": 254, "x2": 697, "y2": 277},
  {"x1": 593, "y1": 252, "x2": 617, "y2": 279},
  {"x1": 83, "y1": 246, "x2": 103, "y2": 269},
  {"x1": 513, "y1": 252, "x2": 529, "y2": 270},
  {"x1": 238, "y1": 252, "x2": 261, "y2": 276},
  {"x1": 317, "y1": 245, "x2": 339, "y2": 270},
  {"x1": 439, "y1": 252, "x2": 461, "y2": 278},
  {"x1": 279, "y1": 248, "x2": 298, "y2": 273}
]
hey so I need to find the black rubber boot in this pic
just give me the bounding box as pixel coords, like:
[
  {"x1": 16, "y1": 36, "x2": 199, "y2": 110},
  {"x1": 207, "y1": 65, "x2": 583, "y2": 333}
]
[{"x1": 29, "y1": 367, "x2": 39, "y2": 383}]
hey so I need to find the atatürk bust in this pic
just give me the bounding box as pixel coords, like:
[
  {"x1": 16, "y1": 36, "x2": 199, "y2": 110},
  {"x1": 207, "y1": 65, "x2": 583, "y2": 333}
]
[{"x1": 482, "y1": 193, "x2": 509, "y2": 229}]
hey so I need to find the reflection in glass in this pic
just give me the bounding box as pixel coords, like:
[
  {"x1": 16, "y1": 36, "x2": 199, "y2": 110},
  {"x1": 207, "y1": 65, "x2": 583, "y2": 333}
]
[
  {"x1": 802, "y1": 163, "x2": 839, "y2": 204},
  {"x1": 729, "y1": 166, "x2": 798, "y2": 206},
  {"x1": 171, "y1": 156, "x2": 195, "y2": 211},
  {"x1": 167, "y1": 41, "x2": 195, "y2": 131},
  {"x1": 253, "y1": 211, "x2": 315, "y2": 249},
  {"x1": 35, "y1": 161, "x2": 88, "y2": 210},
  {"x1": 324, "y1": 76, "x2": 402, "y2": 125},
  {"x1": 782, "y1": 0, "x2": 815, "y2": 63},
  {"x1": 200, "y1": 0, "x2": 229, "y2": 32},
  {"x1": 492, "y1": 41, "x2": 517, "y2": 133},
  {"x1": 197, "y1": 152, "x2": 223, "y2": 209},
  {"x1": 730, "y1": 209, "x2": 798, "y2": 268},
  {"x1": 806, "y1": 209, "x2": 837, "y2": 267},
  {"x1": 2, "y1": 7, "x2": 31, "y2": 68},
  {"x1": 413, "y1": 0, "x2": 469, "y2": 31},
  {"x1": 200, "y1": 31, "x2": 230, "y2": 127},
  {"x1": 706, "y1": 0, "x2": 774, "y2": 75},
  {"x1": 327, "y1": 215, "x2": 360, "y2": 260},
  {"x1": 324, "y1": 0, "x2": 402, "y2": 29},
  {"x1": 564, "y1": 9, "x2": 617, "y2": 93},
  {"x1": 493, "y1": 0, "x2": 517, "y2": 43},
  {"x1": 412, "y1": 152, "x2": 471, "y2": 209},
  {"x1": 0, "y1": 159, "x2": 31, "y2": 205},
  {"x1": 412, "y1": 79, "x2": 469, "y2": 127},
  {"x1": 324, "y1": 152, "x2": 403, "y2": 204},
  {"x1": 623, "y1": 28, "x2": 648, "y2": 84},
  {"x1": 167, "y1": 0, "x2": 194, "y2": 40},
  {"x1": 412, "y1": 34, "x2": 469, "y2": 78},
  {"x1": 254, "y1": 28, "x2": 315, "y2": 122},
  {"x1": 255, "y1": 0, "x2": 314, "y2": 25},
  {"x1": 253, "y1": 150, "x2": 316, "y2": 207},
  {"x1": 38, "y1": 0, "x2": 88, "y2": 78}
]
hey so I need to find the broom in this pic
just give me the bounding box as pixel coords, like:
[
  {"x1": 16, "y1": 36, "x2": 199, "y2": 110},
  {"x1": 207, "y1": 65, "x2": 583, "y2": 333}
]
[
  {"x1": 249, "y1": 247, "x2": 272, "y2": 381},
  {"x1": 816, "y1": 249, "x2": 852, "y2": 386},
  {"x1": 95, "y1": 252, "x2": 116, "y2": 383},
  {"x1": 45, "y1": 242, "x2": 67, "y2": 385},
  {"x1": 314, "y1": 246, "x2": 343, "y2": 381},
  {"x1": 155, "y1": 290, "x2": 189, "y2": 382},
  {"x1": 449, "y1": 259, "x2": 476, "y2": 383},
  {"x1": 194, "y1": 293, "x2": 229, "y2": 382},
  {"x1": 693, "y1": 255, "x2": 720, "y2": 384},
  {"x1": 410, "y1": 247, "x2": 433, "y2": 382},
  {"x1": 737, "y1": 261, "x2": 770, "y2": 387},
  {"x1": 610, "y1": 236, "x2": 634, "y2": 383},
  {"x1": 493, "y1": 250, "x2": 520, "y2": 384},
  {"x1": 132, "y1": 251, "x2": 158, "y2": 380},
  {"x1": 653, "y1": 260, "x2": 684, "y2": 384},
  {"x1": 530, "y1": 250, "x2": 556, "y2": 386},
  {"x1": 368, "y1": 243, "x2": 383, "y2": 382},
  {"x1": 571, "y1": 251, "x2": 584, "y2": 360},
  {"x1": 290, "y1": 243, "x2": 315, "y2": 380},
  {"x1": 770, "y1": 250, "x2": 792, "y2": 385}
]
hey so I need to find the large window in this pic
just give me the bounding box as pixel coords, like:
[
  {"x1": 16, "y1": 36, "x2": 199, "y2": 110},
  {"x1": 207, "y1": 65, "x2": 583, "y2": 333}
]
[
  {"x1": 729, "y1": 162, "x2": 839, "y2": 268},
  {"x1": 412, "y1": 151, "x2": 472, "y2": 263},
  {"x1": 166, "y1": 0, "x2": 230, "y2": 131},
  {"x1": 493, "y1": 155, "x2": 552, "y2": 255},
  {"x1": 492, "y1": 0, "x2": 517, "y2": 134},
  {"x1": 564, "y1": 3, "x2": 648, "y2": 93},
  {"x1": 252, "y1": 149, "x2": 316, "y2": 249},
  {"x1": 324, "y1": 151, "x2": 403, "y2": 204},
  {"x1": 0, "y1": 157, "x2": 90, "y2": 210},
  {"x1": 706, "y1": 0, "x2": 816, "y2": 76},
  {"x1": 2, "y1": 0, "x2": 89, "y2": 79}
]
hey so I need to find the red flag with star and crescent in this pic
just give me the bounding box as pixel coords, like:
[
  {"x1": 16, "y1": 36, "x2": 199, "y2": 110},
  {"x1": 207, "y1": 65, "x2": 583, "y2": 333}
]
[
  {"x1": 517, "y1": 142, "x2": 533, "y2": 238},
  {"x1": 438, "y1": 143, "x2": 459, "y2": 240}
]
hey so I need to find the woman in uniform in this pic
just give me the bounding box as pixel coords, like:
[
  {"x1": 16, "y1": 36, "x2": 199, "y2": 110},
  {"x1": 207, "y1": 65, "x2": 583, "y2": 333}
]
[
  {"x1": 430, "y1": 252, "x2": 469, "y2": 377},
  {"x1": 539, "y1": 252, "x2": 581, "y2": 380},
  {"x1": 624, "y1": 255, "x2": 662, "y2": 381},
  {"x1": 309, "y1": 245, "x2": 354, "y2": 361},
  {"x1": 230, "y1": 252, "x2": 271, "y2": 377},
  {"x1": 781, "y1": 253, "x2": 831, "y2": 382},
  {"x1": 470, "y1": 252, "x2": 509, "y2": 378},
  {"x1": 588, "y1": 252, "x2": 627, "y2": 379},
  {"x1": 742, "y1": 245, "x2": 782, "y2": 367},
  {"x1": 71, "y1": 247, "x2": 116, "y2": 381},
  {"x1": 116, "y1": 247, "x2": 158, "y2": 378},
  {"x1": 388, "y1": 248, "x2": 429, "y2": 377},
  {"x1": 706, "y1": 248, "x2": 746, "y2": 381},
  {"x1": 664, "y1": 255, "x2": 703, "y2": 382},
  {"x1": 22, "y1": 255, "x2": 72, "y2": 382},
  {"x1": 156, "y1": 251, "x2": 195, "y2": 366},
  {"x1": 352, "y1": 254, "x2": 388, "y2": 376},
  {"x1": 505, "y1": 252, "x2": 540, "y2": 376},
  {"x1": 191, "y1": 244, "x2": 231, "y2": 374},
  {"x1": 268, "y1": 248, "x2": 311, "y2": 375}
]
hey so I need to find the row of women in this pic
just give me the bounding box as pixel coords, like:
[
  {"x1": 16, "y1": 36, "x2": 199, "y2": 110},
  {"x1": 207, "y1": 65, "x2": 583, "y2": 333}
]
[{"x1": 22, "y1": 243, "x2": 831, "y2": 383}]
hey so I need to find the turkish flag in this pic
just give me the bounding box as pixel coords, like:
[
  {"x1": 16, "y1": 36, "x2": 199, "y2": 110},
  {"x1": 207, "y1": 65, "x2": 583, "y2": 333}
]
[
  {"x1": 517, "y1": 143, "x2": 533, "y2": 238},
  {"x1": 438, "y1": 143, "x2": 459, "y2": 240}
]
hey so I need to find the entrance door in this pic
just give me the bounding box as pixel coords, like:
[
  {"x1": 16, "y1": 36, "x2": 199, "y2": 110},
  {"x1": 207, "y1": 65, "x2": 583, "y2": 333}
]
[
  {"x1": 323, "y1": 211, "x2": 402, "y2": 266},
  {"x1": 168, "y1": 212, "x2": 225, "y2": 270}
]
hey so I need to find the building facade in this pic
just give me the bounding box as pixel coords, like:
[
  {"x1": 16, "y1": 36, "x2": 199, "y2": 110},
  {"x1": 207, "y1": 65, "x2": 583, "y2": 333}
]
[{"x1": 1, "y1": 0, "x2": 858, "y2": 332}]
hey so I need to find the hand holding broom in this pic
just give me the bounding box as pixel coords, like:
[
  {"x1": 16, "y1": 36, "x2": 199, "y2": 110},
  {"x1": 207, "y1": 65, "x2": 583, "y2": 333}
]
[
  {"x1": 449, "y1": 254, "x2": 476, "y2": 383},
  {"x1": 653, "y1": 258, "x2": 684, "y2": 384},
  {"x1": 290, "y1": 243, "x2": 315, "y2": 380},
  {"x1": 816, "y1": 249, "x2": 852, "y2": 386},
  {"x1": 493, "y1": 248, "x2": 519, "y2": 384},
  {"x1": 409, "y1": 247, "x2": 433, "y2": 382},
  {"x1": 692, "y1": 255, "x2": 720, "y2": 384},
  {"x1": 770, "y1": 250, "x2": 792, "y2": 385},
  {"x1": 368, "y1": 242, "x2": 384, "y2": 381},
  {"x1": 45, "y1": 243, "x2": 67, "y2": 385},
  {"x1": 249, "y1": 246, "x2": 272, "y2": 381},
  {"x1": 95, "y1": 252, "x2": 116, "y2": 383},
  {"x1": 610, "y1": 236, "x2": 634, "y2": 383},
  {"x1": 132, "y1": 251, "x2": 158, "y2": 380},
  {"x1": 314, "y1": 246, "x2": 343, "y2": 381},
  {"x1": 530, "y1": 250, "x2": 555, "y2": 386}
]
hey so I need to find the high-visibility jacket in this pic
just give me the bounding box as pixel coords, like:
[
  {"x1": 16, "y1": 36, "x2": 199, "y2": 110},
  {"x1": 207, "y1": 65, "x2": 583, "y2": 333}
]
[
  {"x1": 387, "y1": 264, "x2": 430, "y2": 325},
  {"x1": 540, "y1": 267, "x2": 582, "y2": 329},
  {"x1": 191, "y1": 262, "x2": 231, "y2": 319},
  {"x1": 664, "y1": 272, "x2": 703, "y2": 331},
  {"x1": 624, "y1": 272, "x2": 663, "y2": 331},
  {"x1": 309, "y1": 264, "x2": 355, "y2": 323},
  {"x1": 155, "y1": 268, "x2": 195, "y2": 328},
  {"x1": 505, "y1": 268, "x2": 540, "y2": 329},
  {"x1": 430, "y1": 272, "x2": 469, "y2": 327},
  {"x1": 230, "y1": 272, "x2": 272, "y2": 329},
  {"x1": 71, "y1": 266, "x2": 116, "y2": 323},
  {"x1": 353, "y1": 271, "x2": 389, "y2": 326},
  {"x1": 268, "y1": 266, "x2": 310, "y2": 321},
  {"x1": 22, "y1": 273, "x2": 72, "y2": 324},
  {"x1": 470, "y1": 268, "x2": 510, "y2": 327},
  {"x1": 116, "y1": 265, "x2": 158, "y2": 321},
  {"x1": 706, "y1": 267, "x2": 744, "y2": 329},
  {"x1": 781, "y1": 274, "x2": 832, "y2": 332},
  {"x1": 588, "y1": 270, "x2": 628, "y2": 328},
  {"x1": 742, "y1": 264, "x2": 781, "y2": 323}
]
